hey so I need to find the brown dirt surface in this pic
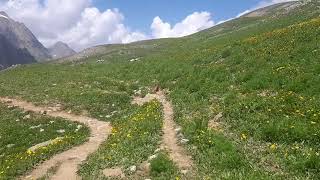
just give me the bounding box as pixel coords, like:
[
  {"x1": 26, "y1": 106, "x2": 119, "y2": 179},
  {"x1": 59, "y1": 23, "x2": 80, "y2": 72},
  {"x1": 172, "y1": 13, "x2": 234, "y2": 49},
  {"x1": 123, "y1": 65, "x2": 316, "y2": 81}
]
[
  {"x1": 132, "y1": 90, "x2": 193, "y2": 172},
  {"x1": 0, "y1": 97, "x2": 112, "y2": 180}
]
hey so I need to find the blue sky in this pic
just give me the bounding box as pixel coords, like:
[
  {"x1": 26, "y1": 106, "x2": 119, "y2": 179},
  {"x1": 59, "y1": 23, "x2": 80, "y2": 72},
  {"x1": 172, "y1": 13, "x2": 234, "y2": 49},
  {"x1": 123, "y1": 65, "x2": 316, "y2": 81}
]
[{"x1": 93, "y1": 0, "x2": 264, "y2": 33}]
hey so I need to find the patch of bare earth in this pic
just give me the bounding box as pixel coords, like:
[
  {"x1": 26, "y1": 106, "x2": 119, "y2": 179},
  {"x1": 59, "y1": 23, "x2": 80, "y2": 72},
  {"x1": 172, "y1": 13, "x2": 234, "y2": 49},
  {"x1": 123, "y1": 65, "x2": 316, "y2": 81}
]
[
  {"x1": 132, "y1": 90, "x2": 193, "y2": 173},
  {"x1": 208, "y1": 112, "x2": 223, "y2": 132},
  {"x1": 0, "y1": 97, "x2": 112, "y2": 180},
  {"x1": 102, "y1": 167, "x2": 125, "y2": 179}
]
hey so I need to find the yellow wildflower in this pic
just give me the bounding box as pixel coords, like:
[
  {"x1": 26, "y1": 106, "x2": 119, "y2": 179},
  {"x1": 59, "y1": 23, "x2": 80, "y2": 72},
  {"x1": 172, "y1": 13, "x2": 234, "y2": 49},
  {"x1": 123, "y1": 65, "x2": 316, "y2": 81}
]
[
  {"x1": 127, "y1": 134, "x2": 132, "y2": 138},
  {"x1": 276, "y1": 67, "x2": 285, "y2": 71},
  {"x1": 241, "y1": 133, "x2": 247, "y2": 140},
  {"x1": 270, "y1": 144, "x2": 277, "y2": 150},
  {"x1": 27, "y1": 150, "x2": 34, "y2": 155}
]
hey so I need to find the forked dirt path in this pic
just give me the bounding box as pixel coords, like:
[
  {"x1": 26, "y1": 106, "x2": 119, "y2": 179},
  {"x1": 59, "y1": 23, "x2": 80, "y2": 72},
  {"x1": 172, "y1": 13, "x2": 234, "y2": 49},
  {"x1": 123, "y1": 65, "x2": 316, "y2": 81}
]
[
  {"x1": 132, "y1": 90, "x2": 193, "y2": 172},
  {"x1": 0, "y1": 97, "x2": 112, "y2": 180}
]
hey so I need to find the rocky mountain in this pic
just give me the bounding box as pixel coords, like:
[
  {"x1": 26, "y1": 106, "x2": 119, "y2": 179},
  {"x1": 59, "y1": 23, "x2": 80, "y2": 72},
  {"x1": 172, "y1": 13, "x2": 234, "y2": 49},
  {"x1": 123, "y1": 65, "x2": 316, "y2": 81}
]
[
  {"x1": 0, "y1": 34, "x2": 35, "y2": 70},
  {"x1": 48, "y1": 41, "x2": 76, "y2": 59},
  {"x1": 0, "y1": 11, "x2": 51, "y2": 69}
]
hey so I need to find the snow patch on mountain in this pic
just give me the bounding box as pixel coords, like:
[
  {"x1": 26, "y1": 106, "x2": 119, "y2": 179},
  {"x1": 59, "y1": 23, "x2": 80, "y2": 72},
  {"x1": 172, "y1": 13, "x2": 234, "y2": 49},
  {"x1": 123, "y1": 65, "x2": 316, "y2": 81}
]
[{"x1": 0, "y1": 14, "x2": 8, "y2": 19}]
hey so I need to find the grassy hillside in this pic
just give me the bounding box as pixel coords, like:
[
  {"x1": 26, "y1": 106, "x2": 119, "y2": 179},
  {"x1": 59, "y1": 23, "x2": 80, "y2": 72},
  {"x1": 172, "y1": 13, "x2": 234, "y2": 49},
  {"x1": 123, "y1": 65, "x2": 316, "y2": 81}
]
[{"x1": 0, "y1": 0, "x2": 319, "y2": 179}]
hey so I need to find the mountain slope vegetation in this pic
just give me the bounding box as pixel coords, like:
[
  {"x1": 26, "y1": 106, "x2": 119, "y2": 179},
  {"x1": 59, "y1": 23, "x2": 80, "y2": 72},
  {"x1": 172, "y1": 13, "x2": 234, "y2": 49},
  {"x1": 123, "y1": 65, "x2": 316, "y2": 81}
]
[{"x1": 0, "y1": 1, "x2": 319, "y2": 179}]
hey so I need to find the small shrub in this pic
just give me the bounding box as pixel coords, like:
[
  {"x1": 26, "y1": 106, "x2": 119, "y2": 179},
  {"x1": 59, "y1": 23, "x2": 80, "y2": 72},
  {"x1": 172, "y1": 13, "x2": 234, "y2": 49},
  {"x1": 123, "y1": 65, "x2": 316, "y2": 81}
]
[
  {"x1": 221, "y1": 49, "x2": 231, "y2": 58},
  {"x1": 117, "y1": 84, "x2": 127, "y2": 91},
  {"x1": 150, "y1": 153, "x2": 177, "y2": 177}
]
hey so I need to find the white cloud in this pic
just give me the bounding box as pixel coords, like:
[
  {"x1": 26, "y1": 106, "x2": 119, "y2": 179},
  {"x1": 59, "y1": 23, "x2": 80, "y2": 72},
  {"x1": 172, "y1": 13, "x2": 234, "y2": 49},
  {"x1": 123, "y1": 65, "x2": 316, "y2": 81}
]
[
  {"x1": 151, "y1": 12, "x2": 214, "y2": 38},
  {"x1": 56, "y1": 8, "x2": 146, "y2": 50},
  {"x1": 0, "y1": 0, "x2": 216, "y2": 50},
  {"x1": 3, "y1": 0, "x2": 271, "y2": 51},
  {"x1": 2, "y1": 0, "x2": 90, "y2": 42},
  {"x1": 0, "y1": 0, "x2": 146, "y2": 51},
  {"x1": 1, "y1": 0, "x2": 215, "y2": 50}
]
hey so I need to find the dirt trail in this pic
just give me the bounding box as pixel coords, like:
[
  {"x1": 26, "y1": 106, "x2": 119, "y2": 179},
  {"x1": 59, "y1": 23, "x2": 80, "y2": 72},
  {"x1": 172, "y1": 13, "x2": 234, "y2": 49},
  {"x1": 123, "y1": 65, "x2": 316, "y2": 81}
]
[
  {"x1": 132, "y1": 91, "x2": 193, "y2": 172},
  {"x1": 0, "y1": 97, "x2": 112, "y2": 180}
]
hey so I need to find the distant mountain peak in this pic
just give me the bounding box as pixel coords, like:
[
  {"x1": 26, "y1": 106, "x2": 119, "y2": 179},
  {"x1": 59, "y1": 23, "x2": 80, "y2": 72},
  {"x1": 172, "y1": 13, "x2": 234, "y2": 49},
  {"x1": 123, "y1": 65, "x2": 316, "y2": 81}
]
[
  {"x1": 55, "y1": 41, "x2": 67, "y2": 45},
  {"x1": 49, "y1": 41, "x2": 76, "y2": 59},
  {"x1": 0, "y1": 12, "x2": 51, "y2": 69},
  {"x1": 0, "y1": 11, "x2": 9, "y2": 19},
  {"x1": 52, "y1": 41, "x2": 73, "y2": 49},
  {"x1": 0, "y1": 11, "x2": 8, "y2": 17}
]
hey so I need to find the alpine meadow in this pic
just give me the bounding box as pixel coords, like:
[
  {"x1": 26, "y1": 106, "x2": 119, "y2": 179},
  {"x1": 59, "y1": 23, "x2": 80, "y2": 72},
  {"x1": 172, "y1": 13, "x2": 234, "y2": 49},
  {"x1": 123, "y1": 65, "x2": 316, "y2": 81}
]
[{"x1": 0, "y1": 0, "x2": 319, "y2": 179}]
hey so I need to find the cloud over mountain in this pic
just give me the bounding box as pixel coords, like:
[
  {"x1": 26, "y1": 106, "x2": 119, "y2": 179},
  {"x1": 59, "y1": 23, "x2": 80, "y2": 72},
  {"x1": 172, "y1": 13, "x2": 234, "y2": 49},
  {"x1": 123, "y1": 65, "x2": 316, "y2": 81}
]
[
  {"x1": 0, "y1": 0, "x2": 145, "y2": 50},
  {"x1": 0, "y1": 0, "x2": 217, "y2": 50},
  {"x1": 151, "y1": 12, "x2": 214, "y2": 38},
  {"x1": 55, "y1": 7, "x2": 146, "y2": 51}
]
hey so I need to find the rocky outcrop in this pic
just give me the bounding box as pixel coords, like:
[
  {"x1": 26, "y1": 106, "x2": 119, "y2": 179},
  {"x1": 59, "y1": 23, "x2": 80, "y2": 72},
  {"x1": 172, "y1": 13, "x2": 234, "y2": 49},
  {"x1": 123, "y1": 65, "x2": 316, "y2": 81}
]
[{"x1": 0, "y1": 34, "x2": 35, "y2": 70}]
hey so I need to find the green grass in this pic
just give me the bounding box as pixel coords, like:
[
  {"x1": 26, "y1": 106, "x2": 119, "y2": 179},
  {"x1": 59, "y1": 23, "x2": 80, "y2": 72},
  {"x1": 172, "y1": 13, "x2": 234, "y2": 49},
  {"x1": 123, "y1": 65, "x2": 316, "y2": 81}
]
[
  {"x1": 79, "y1": 100, "x2": 163, "y2": 179},
  {"x1": 0, "y1": 1, "x2": 319, "y2": 179},
  {"x1": 150, "y1": 152, "x2": 179, "y2": 180},
  {"x1": 0, "y1": 103, "x2": 89, "y2": 179}
]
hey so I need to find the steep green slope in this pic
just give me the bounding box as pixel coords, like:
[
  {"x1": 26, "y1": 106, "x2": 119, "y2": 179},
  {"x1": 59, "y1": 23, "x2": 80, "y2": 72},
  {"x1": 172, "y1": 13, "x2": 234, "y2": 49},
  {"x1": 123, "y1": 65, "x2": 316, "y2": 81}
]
[{"x1": 0, "y1": 1, "x2": 319, "y2": 179}]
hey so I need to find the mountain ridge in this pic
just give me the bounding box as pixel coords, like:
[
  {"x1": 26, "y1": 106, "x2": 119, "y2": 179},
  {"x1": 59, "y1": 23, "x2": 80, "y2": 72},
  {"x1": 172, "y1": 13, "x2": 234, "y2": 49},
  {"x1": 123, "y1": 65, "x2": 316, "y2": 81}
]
[
  {"x1": 0, "y1": 12, "x2": 51, "y2": 60},
  {"x1": 48, "y1": 41, "x2": 76, "y2": 59},
  {"x1": 0, "y1": 11, "x2": 79, "y2": 69},
  {"x1": 0, "y1": 11, "x2": 52, "y2": 69}
]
